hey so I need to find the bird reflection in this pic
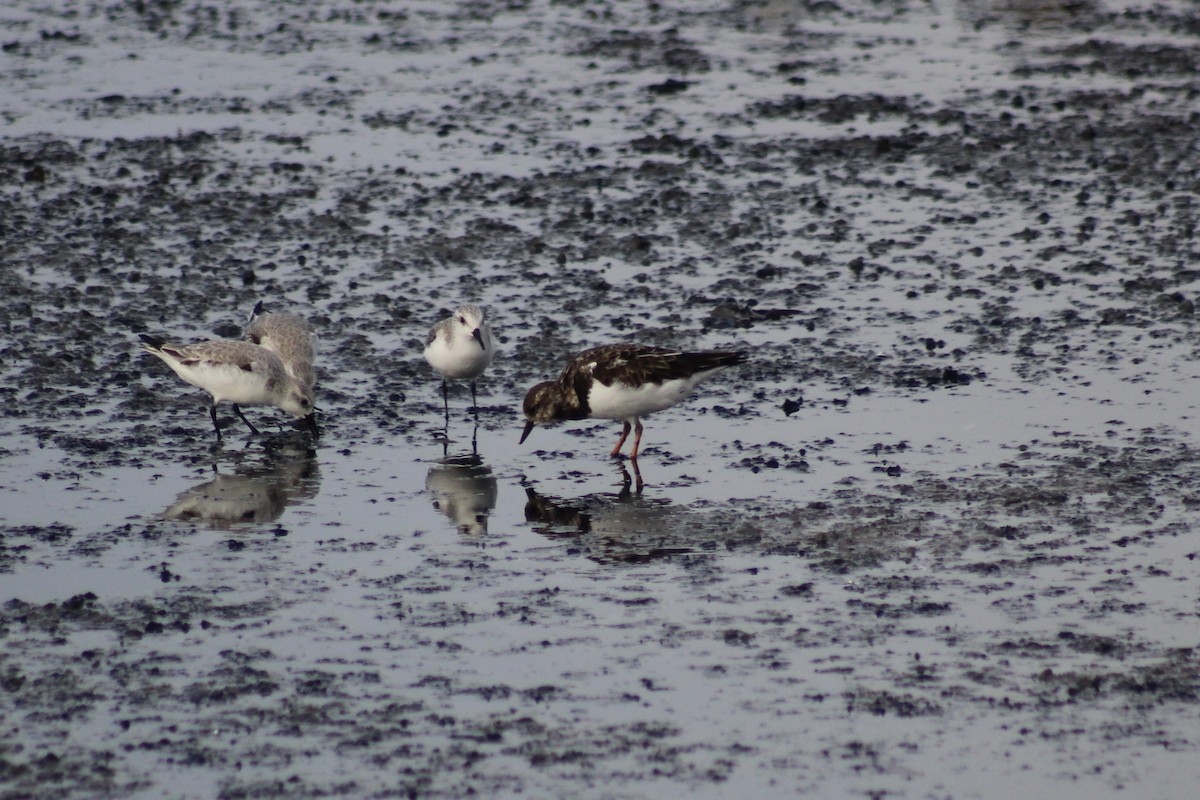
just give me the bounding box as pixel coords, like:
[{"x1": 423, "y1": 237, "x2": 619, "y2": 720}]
[
  {"x1": 432, "y1": 418, "x2": 480, "y2": 456},
  {"x1": 425, "y1": 452, "x2": 498, "y2": 537},
  {"x1": 163, "y1": 440, "x2": 319, "y2": 529},
  {"x1": 523, "y1": 463, "x2": 689, "y2": 564}
]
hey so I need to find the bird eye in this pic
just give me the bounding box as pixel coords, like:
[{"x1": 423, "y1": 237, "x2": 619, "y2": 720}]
[
  {"x1": 300, "y1": 398, "x2": 311, "y2": 408},
  {"x1": 458, "y1": 316, "x2": 467, "y2": 325}
]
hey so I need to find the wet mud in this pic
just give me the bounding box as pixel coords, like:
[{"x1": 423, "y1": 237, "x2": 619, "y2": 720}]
[{"x1": 2, "y1": 0, "x2": 1200, "y2": 797}]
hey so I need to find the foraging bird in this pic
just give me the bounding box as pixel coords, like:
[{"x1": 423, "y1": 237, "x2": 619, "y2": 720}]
[
  {"x1": 520, "y1": 344, "x2": 747, "y2": 459},
  {"x1": 424, "y1": 304, "x2": 493, "y2": 413},
  {"x1": 244, "y1": 301, "x2": 318, "y2": 393},
  {"x1": 139, "y1": 334, "x2": 318, "y2": 441}
]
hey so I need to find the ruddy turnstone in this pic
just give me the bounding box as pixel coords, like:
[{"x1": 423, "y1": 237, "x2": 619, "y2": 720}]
[
  {"x1": 139, "y1": 334, "x2": 319, "y2": 441},
  {"x1": 519, "y1": 344, "x2": 747, "y2": 459},
  {"x1": 424, "y1": 304, "x2": 493, "y2": 412},
  {"x1": 244, "y1": 301, "x2": 318, "y2": 392}
]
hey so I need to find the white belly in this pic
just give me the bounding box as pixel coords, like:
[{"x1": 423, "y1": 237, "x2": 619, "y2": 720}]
[
  {"x1": 424, "y1": 335, "x2": 491, "y2": 380},
  {"x1": 587, "y1": 376, "x2": 700, "y2": 421},
  {"x1": 171, "y1": 361, "x2": 275, "y2": 406}
]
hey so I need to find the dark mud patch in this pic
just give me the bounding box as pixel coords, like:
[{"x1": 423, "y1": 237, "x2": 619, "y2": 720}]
[{"x1": 3, "y1": 0, "x2": 1200, "y2": 797}]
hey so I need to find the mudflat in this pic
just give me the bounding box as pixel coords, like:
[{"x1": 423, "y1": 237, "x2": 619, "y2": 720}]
[{"x1": 2, "y1": 2, "x2": 1199, "y2": 797}]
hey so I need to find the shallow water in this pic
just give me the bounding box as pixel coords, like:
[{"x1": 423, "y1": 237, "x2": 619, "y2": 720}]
[{"x1": 3, "y1": 0, "x2": 1200, "y2": 798}]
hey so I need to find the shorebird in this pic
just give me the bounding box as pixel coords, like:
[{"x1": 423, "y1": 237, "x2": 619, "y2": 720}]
[
  {"x1": 139, "y1": 334, "x2": 318, "y2": 441},
  {"x1": 519, "y1": 344, "x2": 747, "y2": 460},
  {"x1": 424, "y1": 304, "x2": 493, "y2": 414},
  {"x1": 244, "y1": 301, "x2": 318, "y2": 392}
]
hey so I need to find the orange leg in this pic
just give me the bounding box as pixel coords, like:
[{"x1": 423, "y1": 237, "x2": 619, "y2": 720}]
[
  {"x1": 629, "y1": 457, "x2": 644, "y2": 493},
  {"x1": 610, "y1": 421, "x2": 632, "y2": 458},
  {"x1": 629, "y1": 419, "x2": 644, "y2": 461}
]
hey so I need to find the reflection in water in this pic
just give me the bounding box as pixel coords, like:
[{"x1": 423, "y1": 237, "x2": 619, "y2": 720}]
[
  {"x1": 163, "y1": 441, "x2": 320, "y2": 529},
  {"x1": 523, "y1": 463, "x2": 689, "y2": 564},
  {"x1": 431, "y1": 416, "x2": 480, "y2": 458},
  {"x1": 425, "y1": 453, "x2": 498, "y2": 537}
]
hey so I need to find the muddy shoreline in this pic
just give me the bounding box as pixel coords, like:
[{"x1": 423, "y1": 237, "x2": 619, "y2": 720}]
[{"x1": 3, "y1": 1, "x2": 1200, "y2": 797}]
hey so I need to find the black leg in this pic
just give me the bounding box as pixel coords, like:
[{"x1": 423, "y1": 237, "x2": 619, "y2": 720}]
[
  {"x1": 233, "y1": 404, "x2": 260, "y2": 435},
  {"x1": 209, "y1": 405, "x2": 223, "y2": 442},
  {"x1": 441, "y1": 379, "x2": 450, "y2": 427},
  {"x1": 470, "y1": 381, "x2": 479, "y2": 419}
]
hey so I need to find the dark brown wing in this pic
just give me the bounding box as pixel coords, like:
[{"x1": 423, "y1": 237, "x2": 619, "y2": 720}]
[{"x1": 576, "y1": 344, "x2": 747, "y2": 386}]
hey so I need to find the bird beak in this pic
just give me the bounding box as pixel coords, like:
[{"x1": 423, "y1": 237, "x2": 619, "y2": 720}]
[
  {"x1": 472, "y1": 328, "x2": 486, "y2": 350},
  {"x1": 304, "y1": 413, "x2": 319, "y2": 437},
  {"x1": 519, "y1": 420, "x2": 535, "y2": 445}
]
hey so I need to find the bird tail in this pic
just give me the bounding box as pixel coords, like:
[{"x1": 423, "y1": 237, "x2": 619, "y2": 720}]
[
  {"x1": 139, "y1": 332, "x2": 167, "y2": 353},
  {"x1": 693, "y1": 350, "x2": 748, "y2": 370}
]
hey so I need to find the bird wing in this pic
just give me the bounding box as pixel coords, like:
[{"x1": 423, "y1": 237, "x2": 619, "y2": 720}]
[{"x1": 588, "y1": 345, "x2": 681, "y2": 386}]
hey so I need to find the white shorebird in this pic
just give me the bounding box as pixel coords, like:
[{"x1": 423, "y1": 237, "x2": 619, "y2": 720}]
[
  {"x1": 520, "y1": 344, "x2": 747, "y2": 460},
  {"x1": 423, "y1": 304, "x2": 493, "y2": 414},
  {"x1": 244, "y1": 301, "x2": 318, "y2": 392},
  {"x1": 139, "y1": 334, "x2": 318, "y2": 441}
]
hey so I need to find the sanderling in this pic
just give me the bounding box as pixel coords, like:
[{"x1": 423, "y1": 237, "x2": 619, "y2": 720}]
[
  {"x1": 424, "y1": 304, "x2": 493, "y2": 412},
  {"x1": 244, "y1": 301, "x2": 318, "y2": 392},
  {"x1": 139, "y1": 334, "x2": 319, "y2": 441},
  {"x1": 519, "y1": 343, "x2": 747, "y2": 460}
]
